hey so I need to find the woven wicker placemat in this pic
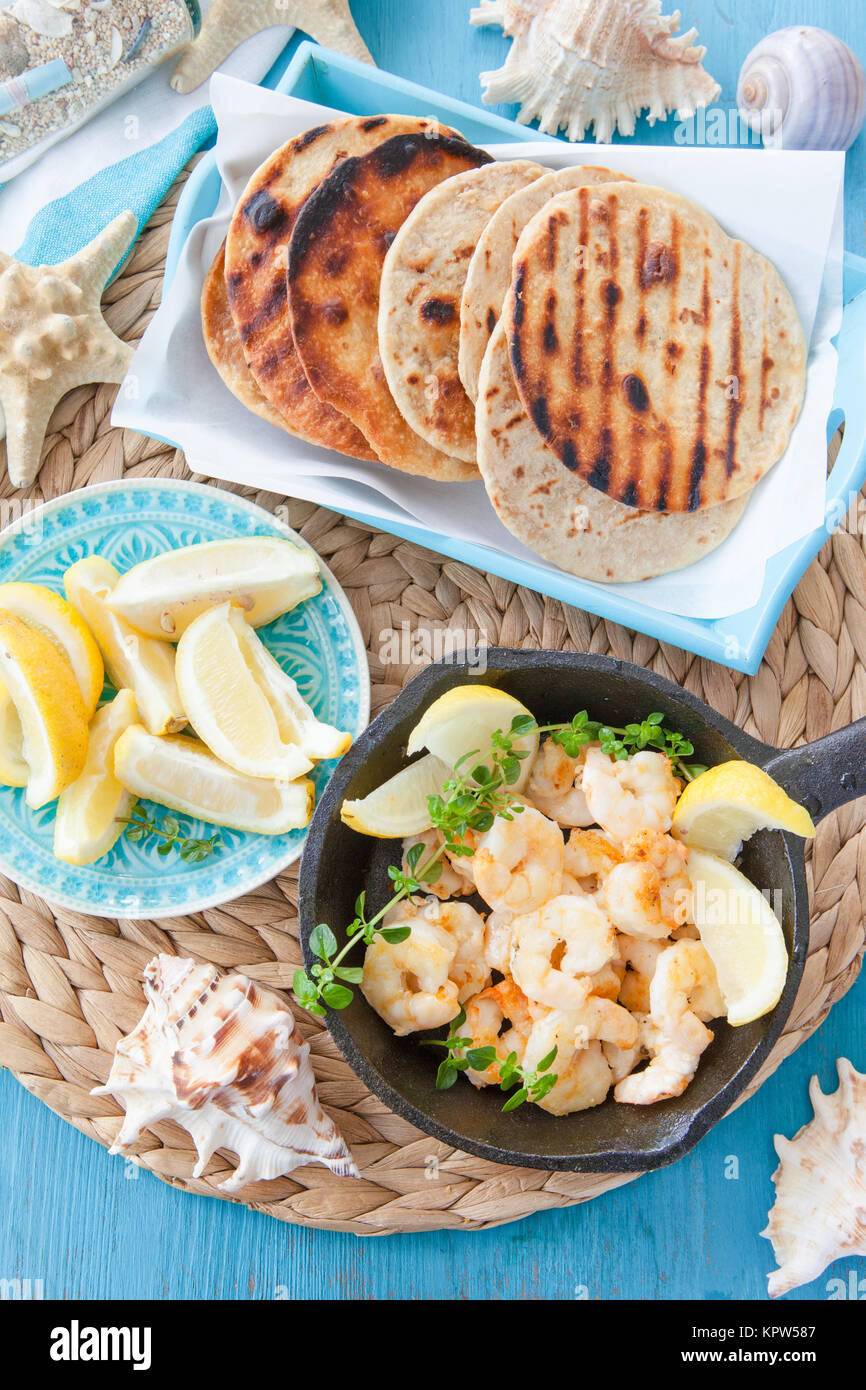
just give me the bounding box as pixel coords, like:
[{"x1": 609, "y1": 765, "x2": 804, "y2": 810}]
[{"x1": 0, "y1": 170, "x2": 864, "y2": 1234}]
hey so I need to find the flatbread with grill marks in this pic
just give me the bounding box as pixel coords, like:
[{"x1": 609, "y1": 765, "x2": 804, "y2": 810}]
[
  {"x1": 378, "y1": 160, "x2": 544, "y2": 462},
  {"x1": 505, "y1": 182, "x2": 807, "y2": 512},
  {"x1": 224, "y1": 115, "x2": 456, "y2": 461},
  {"x1": 458, "y1": 165, "x2": 632, "y2": 404},
  {"x1": 202, "y1": 241, "x2": 294, "y2": 434},
  {"x1": 288, "y1": 132, "x2": 492, "y2": 480},
  {"x1": 476, "y1": 319, "x2": 749, "y2": 582}
]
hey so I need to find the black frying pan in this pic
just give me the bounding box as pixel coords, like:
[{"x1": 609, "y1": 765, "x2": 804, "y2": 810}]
[{"x1": 299, "y1": 649, "x2": 866, "y2": 1172}]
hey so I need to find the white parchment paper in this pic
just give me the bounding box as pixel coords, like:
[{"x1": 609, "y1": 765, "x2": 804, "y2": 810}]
[{"x1": 113, "y1": 75, "x2": 846, "y2": 620}]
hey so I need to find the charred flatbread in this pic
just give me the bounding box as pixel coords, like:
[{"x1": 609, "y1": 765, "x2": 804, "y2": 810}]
[
  {"x1": 224, "y1": 115, "x2": 456, "y2": 460},
  {"x1": 202, "y1": 241, "x2": 290, "y2": 433},
  {"x1": 378, "y1": 160, "x2": 544, "y2": 462},
  {"x1": 505, "y1": 182, "x2": 807, "y2": 512},
  {"x1": 458, "y1": 165, "x2": 632, "y2": 403},
  {"x1": 288, "y1": 132, "x2": 493, "y2": 480},
  {"x1": 477, "y1": 319, "x2": 749, "y2": 582}
]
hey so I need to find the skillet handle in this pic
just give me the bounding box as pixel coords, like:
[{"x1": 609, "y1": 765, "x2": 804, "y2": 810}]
[{"x1": 762, "y1": 718, "x2": 866, "y2": 823}]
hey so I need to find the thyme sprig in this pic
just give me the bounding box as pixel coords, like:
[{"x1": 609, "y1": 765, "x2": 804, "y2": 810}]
[
  {"x1": 293, "y1": 706, "x2": 703, "y2": 1020},
  {"x1": 120, "y1": 807, "x2": 221, "y2": 862},
  {"x1": 422, "y1": 1007, "x2": 559, "y2": 1111}
]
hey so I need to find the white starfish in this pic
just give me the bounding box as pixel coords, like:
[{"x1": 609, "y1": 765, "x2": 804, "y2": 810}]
[
  {"x1": 171, "y1": 0, "x2": 374, "y2": 95},
  {"x1": 0, "y1": 212, "x2": 137, "y2": 488}
]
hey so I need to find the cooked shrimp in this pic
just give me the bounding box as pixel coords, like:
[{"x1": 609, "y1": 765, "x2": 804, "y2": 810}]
[
  {"x1": 483, "y1": 908, "x2": 516, "y2": 974},
  {"x1": 614, "y1": 942, "x2": 724, "y2": 1104},
  {"x1": 526, "y1": 739, "x2": 594, "y2": 827},
  {"x1": 575, "y1": 995, "x2": 639, "y2": 1050},
  {"x1": 581, "y1": 747, "x2": 680, "y2": 843},
  {"x1": 603, "y1": 1031, "x2": 648, "y2": 1084},
  {"x1": 425, "y1": 899, "x2": 490, "y2": 1001},
  {"x1": 362, "y1": 913, "x2": 459, "y2": 1036},
  {"x1": 586, "y1": 957, "x2": 625, "y2": 1001},
  {"x1": 563, "y1": 828, "x2": 623, "y2": 896},
  {"x1": 473, "y1": 806, "x2": 564, "y2": 913},
  {"x1": 536, "y1": 1038, "x2": 613, "y2": 1116},
  {"x1": 604, "y1": 861, "x2": 671, "y2": 939},
  {"x1": 459, "y1": 977, "x2": 536, "y2": 1086},
  {"x1": 401, "y1": 829, "x2": 473, "y2": 900},
  {"x1": 617, "y1": 935, "x2": 665, "y2": 1013},
  {"x1": 511, "y1": 894, "x2": 616, "y2": 1010},
  {"x1": 623, "y1": 828, "x2": 693, "y2": 927},
  {"x1": 382, "y1": 896, "x2": 489, "y2": 1001},
  {"x1": 614, "y1": 1024, "x2": 706, "y2": 1105}
]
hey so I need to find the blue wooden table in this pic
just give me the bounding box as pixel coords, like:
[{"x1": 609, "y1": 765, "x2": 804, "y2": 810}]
[{"x1": 2, "y1": 0, "x2": 865, "y2": 1302}]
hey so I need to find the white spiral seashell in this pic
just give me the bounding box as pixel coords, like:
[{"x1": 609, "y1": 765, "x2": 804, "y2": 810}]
[{"x1": 738, "y1": 25, "x2": 866, "y2": 151}]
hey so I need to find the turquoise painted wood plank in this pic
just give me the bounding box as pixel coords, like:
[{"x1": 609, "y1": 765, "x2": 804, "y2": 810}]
[{"x1": 2, "y1": 0, "x2": 866, "y2": 1302}]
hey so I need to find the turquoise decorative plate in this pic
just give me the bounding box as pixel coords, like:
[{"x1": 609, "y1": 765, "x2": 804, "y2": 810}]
[{"x1": 0, "y1": 479, "x2": 369, "y2": 918}]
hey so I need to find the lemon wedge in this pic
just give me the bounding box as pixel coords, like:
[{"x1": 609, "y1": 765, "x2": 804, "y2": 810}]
[
  {"x1": 175, "y1": 602, "x2": 314, "y2": 781},
  {"x1": 0, "y1": 682, "x2": 27, "y2": 787},
  {"x1": 341, "y1": 753, "x2": 452, "y2": 837},
  {"x1": 215, "y1": 604, "x2": 351, "y2": 762},
  {"x1": 0, "y1": 612, "x2": 88, "y2": 807},
  {"x1": 114, "y1": 725, "x2": 314, "y2": 835},
  {"x1": 406, "y1": 684, "x2": 538, "y2": 790},
  {"x1": 106, "y1": 537, "x2": 322, "y2": 640},
  {"x1": 64, "y1": 557, "x2": 187, "y2": 737},
  {"x1": 0, "y1": 582, "x2": 104, "y2": 715},
  {"x1": 672, "y1": 761, "x2": 816, "y2": 861},
  {"x1": 54, "y1": 690, "x2": 139, "y2": 865},
  {"x1": 687, "y1": 847, "x2": 789, "y2": 1026}
]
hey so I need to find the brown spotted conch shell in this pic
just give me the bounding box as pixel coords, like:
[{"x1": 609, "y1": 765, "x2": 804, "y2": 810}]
[
  {"x1": 0, "y1": 211, "x2": 137, "y2": 488},
  {"x1": 171, "y1": 0, "x2": 374, "y2": 95},
  {"x1": 94, "y1": 955, "x2": 358, "y2": 1192},
  {"x1": 470, "y1": 0, "x2": 720, "y2": 143},
  {"x1": 762, "y1": 1059, "x2": 866, "y2": 1297}
]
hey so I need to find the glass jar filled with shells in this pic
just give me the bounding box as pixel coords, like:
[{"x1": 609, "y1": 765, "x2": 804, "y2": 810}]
[{"x1": 0, "y1": 0, "x2": 201, "y2": 178}]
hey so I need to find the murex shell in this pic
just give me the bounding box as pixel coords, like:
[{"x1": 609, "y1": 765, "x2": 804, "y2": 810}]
[
  {"x1": 762, "y1": 1059, "x2": 866, "y2": 1298},
  {"x1": 94, "y1": 955, "x2": 358, "y2": 1192},
  {"x1": 471, "y1": 0, "x2": 720, "y2": 143}
]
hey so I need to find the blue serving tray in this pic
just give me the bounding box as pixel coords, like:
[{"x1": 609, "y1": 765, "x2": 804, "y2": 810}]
[{"x1": 166, "y1": 42, "x2": 866, "y2": 676}]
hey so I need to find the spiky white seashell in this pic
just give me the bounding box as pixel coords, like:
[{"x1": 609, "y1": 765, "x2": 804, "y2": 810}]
[
  {"x1": 762, "y1": 1058, "x2": 866, "y2": 1298},
  {"x1": 4, "y1": 0, "x2": 73, "y2": 38},
  {"x1": 738, "y1": 26, "x2": 866, "y2": 152},
  {"x1": 470, "y1": 0, "x2": 720, "y2": 144},
  {"x1": 94, "y1": 955, "x2": 358, "y2": 1193}
]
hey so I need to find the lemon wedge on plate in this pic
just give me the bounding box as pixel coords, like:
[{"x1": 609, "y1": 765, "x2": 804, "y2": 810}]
[
  {"x1": 106, "y1": 537, "x2": 322, "y2": 640},
  {"x1": 406, "y1": 685, "x2": 538, "y2": 790},
  {"x1": 0, "y1": 683, "x2": 27, "y2": 787},
  {"x1": 54, "y1": 690, "x2": 139, "y2": 865},
  {"x1": 342, "y1": 753, "x2": 452, "y2": 837},
  {"x1": 176, "y1": 603, "x2": 314, "y2": 782},
  {"x1": 0, "y1": 612, "x2": 88, "y2": 807},
  {"x1": 687, "y1": 847, "x2": 789, "y2": 1026},
  {"x1": 175, "y1": 602, "x2": 350, "y2": 779},
  {"x1": 672, "y1": 761, "x2": 816, "y2": 861},
  {"x1": 64, "y1": 557, "x2": 187, "y2": 738},
  {"x1": 114, "y1": 725, "x2": 314, "y2": 835},
  {"x1": 0, "y1": 582, "x2": 104, "y2": 715}
]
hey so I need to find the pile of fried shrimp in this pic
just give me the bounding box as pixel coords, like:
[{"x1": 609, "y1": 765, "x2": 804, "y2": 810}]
[{"x1": 361, "y1": 738, "x2": 727, "y2": 1115}]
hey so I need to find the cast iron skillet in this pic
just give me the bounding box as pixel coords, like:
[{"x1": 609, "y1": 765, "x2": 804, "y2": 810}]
[{"x1": 299, "y1": 649, "x2": 866, "y2": 1172}]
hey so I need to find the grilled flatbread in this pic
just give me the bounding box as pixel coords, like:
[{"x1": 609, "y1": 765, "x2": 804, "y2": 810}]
[
  {"x1": 224, "y1": 115, "x2": 456, "y2": 461},
  {"x1": 202, "y1": 241, "x2": 293, "y2": 433},
  {"x1": 459, "y1": 165, "x2": 631, "y2": 403},
  {"x1": 505, "y1": 182, "x2": 807, "y2": 512},
  {"x1": 378, "y1": 160, "x2": 544, "y2": 462},
  {"x1": 288, "y1": 133, "x2": 492, "y2": 480},
  {"x1": 477, "y1": 320, "x2": 749, "y2": 582}
]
